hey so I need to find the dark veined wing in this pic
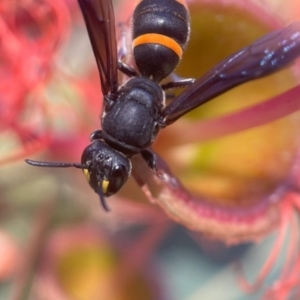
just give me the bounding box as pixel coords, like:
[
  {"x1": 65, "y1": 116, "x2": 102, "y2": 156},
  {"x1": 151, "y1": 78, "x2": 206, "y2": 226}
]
[
  {"x1": 78, "y1": 0, "x2": 118, "y2": 96},
  {"x1": 162, "y1": 22, "x2": 300, "y2": 125}
]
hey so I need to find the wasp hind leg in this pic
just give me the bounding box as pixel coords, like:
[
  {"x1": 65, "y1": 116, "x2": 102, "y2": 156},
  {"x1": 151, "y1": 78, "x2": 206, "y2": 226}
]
[{"x1": 117, "y1": 22, "x2": 138, "y2": 78}]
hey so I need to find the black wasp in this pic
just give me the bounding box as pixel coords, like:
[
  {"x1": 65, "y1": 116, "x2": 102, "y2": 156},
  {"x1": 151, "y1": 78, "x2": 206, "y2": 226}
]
[{"x1": 26, "y1": 0, "x2": 300, "y2": 211}]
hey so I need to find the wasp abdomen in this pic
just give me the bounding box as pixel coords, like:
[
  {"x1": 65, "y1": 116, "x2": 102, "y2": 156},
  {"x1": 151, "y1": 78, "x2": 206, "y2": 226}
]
[{"x1": 132, "y1": 0, "x2": 190, "y2": 82}]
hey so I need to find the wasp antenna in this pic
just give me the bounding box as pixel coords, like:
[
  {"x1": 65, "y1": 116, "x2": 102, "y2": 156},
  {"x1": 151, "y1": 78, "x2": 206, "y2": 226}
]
[
  {"x1": 97, "y1": 185, "x2": 110, "y2": 212},
  {"x1": 25, "y1": 159, "x2": 87, "y2": 169}
]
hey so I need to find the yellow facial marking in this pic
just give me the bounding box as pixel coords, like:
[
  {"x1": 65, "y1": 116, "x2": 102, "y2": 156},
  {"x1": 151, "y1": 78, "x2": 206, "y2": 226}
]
[
  {"x1": 83, "y1": 169, "x2": 90, "y2": 181},
  {"x1": 101, "y1": 180, "x2": 110, "y2": 194}
]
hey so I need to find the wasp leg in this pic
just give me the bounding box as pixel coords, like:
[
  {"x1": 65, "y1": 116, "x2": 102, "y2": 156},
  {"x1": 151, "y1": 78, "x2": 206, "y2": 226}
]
[
  {"x1": 117, "y1": 22, "x2": 130, "y2": 60},
  {"x1": 117, "y1": 21, "x2": 138, "y2": 78},
  {"x1": 141, "y1": 149, "x2": 158, "y2": 174},
  {"x1": 161, "y1": 78, "x2": 195, "y2": 90},
  {"x1": 118, "y1": 61, "x2": 138, "y2": 77},
  {"x1": 140, "y1": 149, "x2": 179, "y2": 186}
]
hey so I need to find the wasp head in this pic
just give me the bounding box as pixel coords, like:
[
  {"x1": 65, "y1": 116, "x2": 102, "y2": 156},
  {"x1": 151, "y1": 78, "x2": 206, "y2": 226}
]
[{"x1": 81, "y1": 140, "x2": 132, "y2": 210}]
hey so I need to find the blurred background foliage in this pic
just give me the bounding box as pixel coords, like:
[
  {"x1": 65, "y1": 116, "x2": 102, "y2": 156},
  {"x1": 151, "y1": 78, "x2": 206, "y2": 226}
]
[{"x1": 0, "y1": 0, "x2": 299, "y2": 299}]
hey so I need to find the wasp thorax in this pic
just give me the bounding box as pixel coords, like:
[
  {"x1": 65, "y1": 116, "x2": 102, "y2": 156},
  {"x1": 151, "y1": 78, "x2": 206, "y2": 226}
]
[{"x1": 81, "y1": 140, "x2": 132, "y2": 196}]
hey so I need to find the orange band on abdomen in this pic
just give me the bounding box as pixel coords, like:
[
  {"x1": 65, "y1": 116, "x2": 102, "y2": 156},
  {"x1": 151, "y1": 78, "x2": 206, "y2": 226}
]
[{"x1": 132, "y1": 33, "x2": 183, "y2": 58}]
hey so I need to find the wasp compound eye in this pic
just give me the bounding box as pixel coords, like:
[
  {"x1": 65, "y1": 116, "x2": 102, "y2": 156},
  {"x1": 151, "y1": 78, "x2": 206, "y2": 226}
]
[{"x1": 105, "y1": 165, "x2": 128, "y2": 196}]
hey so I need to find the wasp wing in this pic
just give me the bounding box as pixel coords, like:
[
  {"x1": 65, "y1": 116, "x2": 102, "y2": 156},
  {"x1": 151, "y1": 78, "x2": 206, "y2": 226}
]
[
  {"x1": 162, "y1": 22, "x2": 300, "y2": 125},
  {"x1": 78, "y1": 0, "x2": 118, "y2": 96}
]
